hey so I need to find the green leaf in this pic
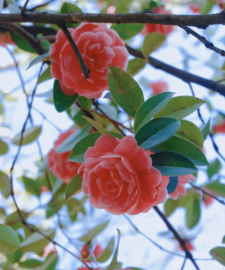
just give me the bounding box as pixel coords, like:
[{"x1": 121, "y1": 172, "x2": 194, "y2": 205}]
[
  {"x1": 151, "y1": 135, "x2": 209, "y2": 166},
  {"x1": 164, "y1": 198, "x2": 178, "y2": 217},
  {"x1": 27, "y1": 53, "x2": 50, "y2": 69},
  {"x1": 20, "y1": 259, "x2": 43, "y2": 268},
  {"x1": 78, "y1": 96, "x2": 92, "y2": 111},
  {"x1": 53, "y1": 80, "x2": 78, "y2": 113},
  {"x1": 79, "y1": 221, "x2": 109, "y2": 242},
  {"x1": 154, "y1": 96, "x2": 205, "y2": 120},
  {"x1": 12, "y1": 126, "x2": 42, "y2": 146},
  {"x1": 222, "y1": 236, "x2": 225, "y2": 244},
  {"x1": 38, "y1": 66, "x2": 52, "y2": 84},
  {"x1": 205, "y1": 181, "x2": 225, "y2": 198},
  {"x1": 207, "y1": 158, "x2": 221, "y2": 179},
  {"x1": 11, "y1": 33, "x2": 36, "y2": 53},
  {"x1": 82, "y1": 116, "x2": 112, "y2": 136},
  {"x1": 97, "y1": 238, "x2": 115, "y2": 263},
  {"x1": 127, "y1": 58, "x2": 146, "y2": 76},
  {"x1": 60, "y1": 2, "x2": 82, "y2": 27},
  {"x1": 0, "y1": 138, "x2": 8, "y2": 155},
  {"x1": 106, "y1": 229, "x2": 120, "y2": 270},
  {"x1": 0, "y1": 224, "x2": 20, "y2": 254},
  {"x1": 201, "y1": 0, "x2": 215, "y2": 14},
  {"x1": 134, "y1": 92, "x2": 174, "y2": 132},
  {"x1": 143, "y1": 32, "x2": 166, "y2": 58},
  {"x1": 185, "y1": 191, "x2": 201, "y2": 229},
  {"x1": 151, "y1": 152, "x2": 197, "y2": 176},
  {"x1": 111, "y1": 24, "x2": 144, "y2": 40},
  {"x1": 56, "y1": 125, "x2": 91, "y2": 153},
  {"x1": 210, "y1": 247, "x2": 225, "y2": 266},
  {"x1": 65, "y1": 174, "x2": 83, "y2": 201},
  {"x1": 135, "y1": 117, "x2": 180, "y2": 150},
  {"x1": 108, "y1": 66, "x2": 144, "y2": 117},
  {"x1": 23, "y1": 176, "x2": 41, "y2": 197},
  {"x1": 201, "y1": 119, "x2": 210, "y2": 140},
  {"x1": 69, "y1": 132, "x2": 101, "y2": 163},
  {"x1": 176, "y1": 120, "x2": 204, "y2": 148},
  {"x1": 167, "y1": 177, "x2": 178, "y2": 194},
  {"x1": 40, "y1": 251, "x2": 58, "y2": 270},
  {"x1": 19, "y1": 229, "x2": 55, "y2": 254}
]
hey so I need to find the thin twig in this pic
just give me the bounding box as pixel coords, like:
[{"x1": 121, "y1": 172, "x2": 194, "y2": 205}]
[
  {"x1": 59, "y1": 23, "x2": 89, "y2": 79},
  {"x1": 21, "y1": 0, "x2": 30, "y2": 15},
  {"x1": 181, "y1": 257, "x2": 187, "y2": 270},
  {"x1": 153, "y1": 206, "x2": 200, "y2": 270}
]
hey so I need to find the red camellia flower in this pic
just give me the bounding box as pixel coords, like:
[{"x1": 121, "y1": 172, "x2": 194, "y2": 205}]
[
  {"x1": 189, "y1": 5, "x2": 201, "y2": 13},
  {"x1": 78, "y1": 135, "x2": 168, "y2": 215},
  {"x1": 47, "y1": 129, "x2": 81, "y2": 184},
  {"x1": 141, "y1": 7, "x2": 174, "y2": 36},
  {"x1": 0, "y1": 32, "x2": 15, "y2": 47},
  {"x1": 214, "y1": 120, "x2": 225, "y2": 133},
  {"x1": 50, "y1": 23, "x2": 129, "y2": 99},
  {"x1": 80, "y1": 244, "x2": 103, "y2": 261},
  {"x1": 163, "y1": 174, "x2": 196, "y2": 200},
  {"x1": 150, "y1": 81, "x2": 168, "y2": 95}
]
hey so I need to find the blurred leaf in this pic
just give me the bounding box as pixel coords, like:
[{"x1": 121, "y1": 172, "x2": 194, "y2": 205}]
[
  {"x1": 135, "y1": 117, "x2": 180, "y2": 150},
  {"x1": 65, "y1": 174, "x2": 83, "y2": 201},
  {"x1": 176, "y1": 120, "x2": 204, "y2": 148},
  {"x1": 6, "y1": 0, "x2": 20, "y2": 12},
  {"x1": 167, "y1": 177, "x2": 178, "y2": 194},
  {"x1": 205, "y1": 181, "x2": 225, "y2": 198},
  {"x1": 207, "y1": 159, "x2": 221, "y2": 179},
  {"x1": 60, "y1": 2, "x2": 82, "y2": 27},
  {"x1": 38, "y1": 66, "x2": 52, "y2": 84},
  {"x1": 12, "y1": 126, "x2": 42, "y2": 146},
  {"x1": 210, "y1": 247, "x2": 225, "y2": 266},
  {"x1": 134, "y1": 92, "x2": 174, "y2": 132},
  {"x1": 97, "y1": 238, "x2": 115, "y2": 263},
  {"x1": 143, "y1": 32, "x2": 166, "y2": 58},
  {"x1": 201, "y1": 0, "x2": 215, "y2": 14},
  {"x1": 53, "y1": 80, "x2": 78, "y2": 113},
  {"x1": 108, "y1": 66, "x2": 144, "y2": 117},
  {"x1": 0, "y1": 224, "x2": 20, "y2": 254},
  {"x1": 186, "y1": 191, "x2": 201, "y2": 229},
  {"x1": 201, "y1": 119, "x2": 210, "y2": 139},
  {"x1": 27, "y1": 53, "x2": 50, "y2": 69},
  {"x1": 7, "y1": 250, "x2": 22, "y2": 264},
  {"x1": 23, "y1": 176, "x2": 41, "y2": 197},
  {"x1": 111, "y1": 24, "x2": 144, "y2": 40},
  {"x1": 78, "y1": 96, "x2": 92, "y2": 111},
  {"x1": 79, "y1": 221, "x2": 109, "y2": 242},
  {"x1": 69, "y1": 132, "x2": 101, "y2": 163},
  {"x1": 0, "y1": 139, "x2": 8, "y2": 155},
  {"x1": 20, "y1": 259, "x2": 42, "y2": 268},
  {"x1": 40, "y1": 251, "x2": 58, "y2": 270},
  {"x1": 11, "y1": 33, "x2": 36, "y2": 53},
  {"x1": 151, "y1": 135, "x2": 209, "y2": 166},
  {"x1": 128, "y1": 58, "x2": 146, "y2": 76},
  {"x1": 82, "y1": 116, "x2": 112, "y2": 135},
  {"x1": 151, "y1": 152, "x2": 197, "y2": 176},
  {"x1": 222, "y1": 236, "x2": 225, "y2": 244},
  {"x1": 106, "y1": 229, "x2": 120, "y2": 270},
  {"x1": 67, "y1": 197, "x2": 87, "y2": 222},
  {"x1": 154, "y1": 96, "x2": 205, "y2": 120}
]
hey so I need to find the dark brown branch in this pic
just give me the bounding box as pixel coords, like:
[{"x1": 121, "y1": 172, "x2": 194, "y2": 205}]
[
  {"x1": 1, "y1": 10, "x2": 225, "y2": 28},
  {"x1": 21, "y1": 0, "x2": 30, "y2": 15},
  {"x1": 153, "y1": 206, "x2": 200, "y2": 270},
  {"x1": 126, "y1": 45, "x2": 225, "y2": 96},
  {"x1": 59, "y1": 23, "x2": 89, "y2": 79}
]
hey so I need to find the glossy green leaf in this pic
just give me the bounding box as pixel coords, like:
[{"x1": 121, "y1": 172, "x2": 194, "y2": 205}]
[
  {"x1": 151, "y1": 151, "x2": 197, "y2": 176},
  {"x1": 27, "y1": 53, "x2": 50, "y2": 69},
  {"x1": 134, "y1": 92, "x2": 174, "y2": 132},
  {"x1": 12, "y1": 126, "x2": 42, "y2": 146},
  {"x1": 201, "y1": 0, "x2": 215, "y2": 14},
  {"x1": 0, "y1": 224, "x2": 20, "y2": 254},
  {"x1": 20, "y1": 259, "x2": 43, "y2": 268},
  {"x1": 23, "y1": 176, "x2": 41, "y2": 197},
  {"x1": 154, "y1": 96, "x2": 205, "y2": 120},
  {"x1": 210, "y1": 247, "x2": 225, "y2": 266},
  {"x1": 11, "y1": 33, "x2": 36, "y2": 53},
  {"x1": 65, "y1": 174, "x2": 83, "y2": 201},
  {"x1": 108, "y1": 66, "x2": 144, "y2": 117},
  {"x1": 38, "y1": 66, "x2": 52, "y2": 84},
  {"x1": 78, "y1": 96, "x2": 92, "y2": 111},
  {"x1": 151, "y1": 135, "x2": 209, "y2": 166},
  {"x1": 186, "y1": 191, "x2": 201, "y2": 229},
  {"x1": 207, "y1": 158, "x2": 221, "y2": 179},
  {"x1": 0, "y1": 138, "x2": 8, "y2": 155},
  {"x1": 167, "y1": 177, "x2": 178, "y2": 194},
  {"x1": 143, "y1": 32, "x2": 166, "y2": 58},
  {"x1": 56, "y1": 125, "x2": 91, "y2": 153},
  {"x1": 79, "y1": 221, "x2": 109, "y2": 242},
  {"x1": 205, "y1": 181, "x2": 225, "y2": 198},
  {"x1": 176, "y1": 120, "x2": 204, "y2": 148},
  {"x1": 97, "y1": 238, "x2": 115, "y2": 263},
  {"x1": 111, "y1": 24, "x2": 144, "y2": 40},
  {"x1": 69, "y1": 132, "x2": 101, "y2": 163},
  {"x1": 201, "y1": 119, "x2": 210, "y2": 139},
  {"x1": 82, "y1": 116, "x2": 112, "y2": 135},
  {"x1": 53, "y1": 80, "x2": 78, "y2": 113},
  {"x1": 106, "y1": 229, "x2": 120, "y2": 270},
  {"x1": 135, "y1": 117, "x2": 180, "y2": 150},
  {"x1": 127, "y1": 58, "x2": 146, "y2": 76}
]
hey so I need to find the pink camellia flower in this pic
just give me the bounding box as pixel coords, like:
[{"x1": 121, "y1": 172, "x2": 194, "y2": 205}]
[
  {"x1": 50, "y1": 23, "x2": 129, "y2": 99},
  {"x1": 78, "y1": 135, "x2": 168, "y2": 215},
  {"x1": 80, "y1": 244, "x2": 103, "y2": 261},
  {"x1": 150, "y1": 81, "x2": 168, "y2": 95},
  {"x1": 141, "y1": 7, "x2": 174, "y2": 36},
  {"x1": 214, "y1": 120, "x2": 225, "y2": 133},
  {"x1": 0, "y1": 32, "x2": 15, "y2": 47},
  {"x1": 163, "y1": 174, "x2": 196, "y2": 200},
  {"x1": 47, "y1": 129, "x2": 81, "y2": 184}
]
